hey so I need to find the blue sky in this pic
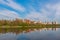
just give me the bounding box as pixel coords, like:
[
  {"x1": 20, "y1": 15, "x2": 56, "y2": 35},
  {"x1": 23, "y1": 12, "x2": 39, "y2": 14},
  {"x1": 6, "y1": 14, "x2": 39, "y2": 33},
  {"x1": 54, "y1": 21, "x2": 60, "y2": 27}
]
[{"x1": 0, "y1": 0, "x2": 60, "y2": 23}]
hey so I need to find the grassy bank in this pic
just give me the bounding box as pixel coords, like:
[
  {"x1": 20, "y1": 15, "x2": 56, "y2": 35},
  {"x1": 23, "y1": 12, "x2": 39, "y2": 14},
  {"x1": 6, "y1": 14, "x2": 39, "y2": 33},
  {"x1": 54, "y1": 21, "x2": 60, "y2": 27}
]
[{"x1": 0, "y1": 24, "x2": 60, "y2": 28}]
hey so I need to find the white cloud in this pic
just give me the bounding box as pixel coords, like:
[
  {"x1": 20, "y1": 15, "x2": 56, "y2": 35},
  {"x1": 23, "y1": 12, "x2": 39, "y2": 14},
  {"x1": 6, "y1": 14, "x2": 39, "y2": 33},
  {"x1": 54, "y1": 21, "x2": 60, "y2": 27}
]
[
  {"x1": 0, "y1": 9, "x2": 20, "y2": 20},
  {"x1": 25, "y1": 10, "x2": 49, "y2": 22},
  {"x1": 0, "y1": 0, "x2": 25, "y2": 20},
  {"x1": 0, "y1": 0, "x2": 60, "y2": 23},
  {"x1": 45, "y1": 3, "x2": 60, "y2": 23},
  {"x1": 25, "y1": 2, "x2": 60, "y2": 23},
  {"x1": 0, "y1": 0, "x2": 25, "y2": 12}
]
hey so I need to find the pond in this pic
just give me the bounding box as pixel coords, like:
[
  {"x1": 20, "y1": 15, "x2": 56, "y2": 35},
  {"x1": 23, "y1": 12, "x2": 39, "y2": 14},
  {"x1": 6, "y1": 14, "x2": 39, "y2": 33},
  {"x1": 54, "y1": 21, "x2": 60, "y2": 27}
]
[{"x1": 0, "y1": 28, "x2": 60, "y2": 40}]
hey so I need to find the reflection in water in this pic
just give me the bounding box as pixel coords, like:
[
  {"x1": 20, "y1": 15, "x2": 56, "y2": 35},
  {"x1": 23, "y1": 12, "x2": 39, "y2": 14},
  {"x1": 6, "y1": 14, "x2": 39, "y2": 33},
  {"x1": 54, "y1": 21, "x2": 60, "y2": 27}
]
[
  {"x1": 0, "y1": 33, "x2": 16, "y2": 40},
  {"x1": 0, "y1": 28, "x2": 60, "y2": 40},
  {"x1": 0, "y1": 28, "x2": 57, "y2": 34}
]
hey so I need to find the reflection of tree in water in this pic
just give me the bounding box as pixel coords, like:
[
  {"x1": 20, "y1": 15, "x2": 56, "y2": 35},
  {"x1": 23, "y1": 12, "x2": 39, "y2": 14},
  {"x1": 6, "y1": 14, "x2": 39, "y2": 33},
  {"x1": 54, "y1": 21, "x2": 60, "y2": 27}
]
[{"x1": 0, "y1": 28, "x2": 57, "y2": 34}]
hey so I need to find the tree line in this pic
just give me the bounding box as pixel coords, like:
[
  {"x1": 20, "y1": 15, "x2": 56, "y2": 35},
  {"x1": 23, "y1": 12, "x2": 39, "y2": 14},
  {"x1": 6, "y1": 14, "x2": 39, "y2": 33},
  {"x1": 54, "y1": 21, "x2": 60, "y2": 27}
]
[{"x1": 0, "y1": 19, "x2": 38, "y2": 26}]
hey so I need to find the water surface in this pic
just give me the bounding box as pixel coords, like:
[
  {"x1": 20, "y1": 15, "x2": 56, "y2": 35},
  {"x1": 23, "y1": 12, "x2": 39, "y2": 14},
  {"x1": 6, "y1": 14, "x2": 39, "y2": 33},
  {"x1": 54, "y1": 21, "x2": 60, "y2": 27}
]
[{"x1": 0, "y1": 28, "x2": 60, "y2": 40}]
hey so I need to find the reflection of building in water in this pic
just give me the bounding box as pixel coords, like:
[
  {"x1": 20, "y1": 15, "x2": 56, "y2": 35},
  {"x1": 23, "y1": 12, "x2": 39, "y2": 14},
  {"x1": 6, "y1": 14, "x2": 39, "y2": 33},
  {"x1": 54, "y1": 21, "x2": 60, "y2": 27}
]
[
  {"x1": 51, "y1": 28, "x2": 56, "y2": 31},
  {"x1": 0, "y1": 28, "x2": 57, "y2": 34},
  {"x1": 23, "y1": 29, "x2": 32, "y2": 33},
  {"x1": 0, "y1": 28, "x2": 23, "y2": 34},
  {"x1": 38, "y1": 28, "x2": 57, "y2": 31}
]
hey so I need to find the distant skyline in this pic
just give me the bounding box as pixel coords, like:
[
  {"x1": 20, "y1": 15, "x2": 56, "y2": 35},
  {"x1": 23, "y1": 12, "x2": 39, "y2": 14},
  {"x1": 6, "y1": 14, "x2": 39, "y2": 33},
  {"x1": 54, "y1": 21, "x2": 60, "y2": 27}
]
[{"x1": 0, "y1": 0, "x2": 60, "y2": 23}]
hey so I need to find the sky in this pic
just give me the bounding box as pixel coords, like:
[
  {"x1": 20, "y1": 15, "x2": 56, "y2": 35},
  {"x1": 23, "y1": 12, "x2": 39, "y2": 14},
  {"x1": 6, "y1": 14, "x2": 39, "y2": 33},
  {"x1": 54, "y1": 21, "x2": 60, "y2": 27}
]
[{"x1": 0, "y1": 0, "x2": 60, "y2": 23}]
